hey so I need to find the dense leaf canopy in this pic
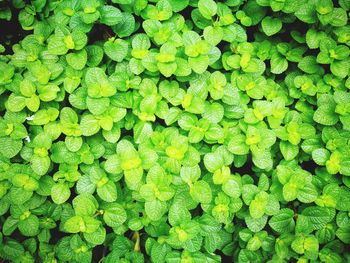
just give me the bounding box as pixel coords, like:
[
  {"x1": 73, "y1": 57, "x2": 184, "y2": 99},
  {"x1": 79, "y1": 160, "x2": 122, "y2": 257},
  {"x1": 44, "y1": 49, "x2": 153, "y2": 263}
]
[{"x1": 0, "y1": 0, "x2": 350, "y2": 262}]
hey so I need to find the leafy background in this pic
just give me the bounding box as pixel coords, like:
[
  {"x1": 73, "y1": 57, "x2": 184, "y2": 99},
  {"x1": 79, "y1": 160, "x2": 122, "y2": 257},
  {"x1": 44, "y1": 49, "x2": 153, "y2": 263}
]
[{"x1": 0, "y1": 0, "x2": 350, "y2": 262}]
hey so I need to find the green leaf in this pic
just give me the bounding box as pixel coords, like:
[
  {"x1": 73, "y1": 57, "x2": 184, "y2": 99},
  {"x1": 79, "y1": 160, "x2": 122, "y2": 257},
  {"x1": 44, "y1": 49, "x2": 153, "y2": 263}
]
[
  {"x1": 97, "y1": 180, "x2": 118, "y2": 202},
  {"x1": 86, "y1": 97, "x2": 110, "y2": 115},
  {"x1": 190, "y1": 180, "x2": 212, "y2": 203},
  {"x1": 6, "y1": 94, "x2": 26, "y2": 112},
  {"x1": 158, "y1": 61, "x2": 177, "y2": 77},
  {"x1": 204, "y1": 26, "x2": 224, "y2": 46},
  {"x1": 203, "y1": 152, "x2": 224, "y2": 172},
  {"x1": 85, "y1": 67, "x2": 116, "y2": 98},
  {"x1": 3, "y1": 216, "x2": 19, "y2": 236},
  {"x1": 312, "y1": 148, "x2": 330, "y2": 165},
  {"x1": 202, "y1": 102, "x2": 224, "y2": 123},
  {"x1": 86, "y1": 45, "x2": 104, "y2": 67},
  {"x1": 245, "y1": 215, "x2": 268, "y2": 233},
  {"x1": 270, "y1": 54, "x2": 288, "y2": 74},
  {"x1": 336, "y1": 227, "x2": 350, "y2": 243},
  {"x1": 269, "y1": 209, "x2": 295, "y2": 233},
  {"x1": 84, "y1": 226, "x2": 106, "y2": 245},
  {"x1": 80, "y1": 115, "x2": 100, "y2": 136},
  {"x1": 65, "y1": 136, "x2": 83, "y2": 152},
  {"x1": 0, "y1": 137, "x2": 22, "y2": 158},
  {"x1": 73, "y1": 194, "x2": 98, "y2": 216},
  {"x1": 112, "y1": 12, "x2": 135, "y2": 38},
  {"x1": 252, "y1": 148, "x2": 273, "y2": 171},
  {"x1": 103, "y1": 203, "x2": 127, "y2": 227},
  {"x1": 249, "y1": 198, "x2": 266, "y2": 219},
  {"x1": 145, "y1": 200, "x2": 167, "y2": 221},
  {"x1": 198, "y1": 0, "x2": 217, "y2": 19},
  {"x1": 298, "y1": 56, "x2": 321, "y2": 74},
  {"x1": 297, "y1": 182, "x2": 318, "y2": 203},
  {"x1": 167, "y1": 0, "x2": 189, "y2": 12},
  {"x1": 180, "y1": 165, "x2": 201, "y2": 183},
  {"x1": 31, "y1": 155, "x2": 50, "y2": 176},
  {"x1": 18, "y1": 214, "x2": 39, "y2": 237},
  {"x1": 104, "y1": 39, "x2": 129, "y2": 62},
  {"x1": 51, "y1": 183, "x2": 71, "y2": 205},
  {"x1": 301, "y1": 206, "x2": 334, "y2": 230},
  {"x1": 295, "y1": 3, "x2": 317, "y2": 23},
  {"x1": 48, "y1": 36, "x2": 68, "y2": 55},
  {"x1": 168, "y1": 202, "x2": 191, "y2": 226},
  {"x1": 280, "y1": 141, "x2": 299, "y2": 161},
  {"x1": 306, "y1": 29, "x2": 324, "y2": 49},
  {"x1": 64, "y1": 216, "x2": 84, "y2": 233},
  {"x1": 313, "y1": 106, "x2": 339, "y2": 126},
  {"x1": 283, "y1": 182, "x2": 298, "y2": 201},
  {"x1": 331, "y1": 59, "x2": 350, "y2": 78},
  {"x1": 66, "y1": 49, "x2": 87, "y2": 70},
  {"x1": 261, "y1": 17, "x2": 282, "y2": 36},
  {"x1": 330, "y1": 8, "x2": 348, "y2": 27},
  {"x1": 99, "y1": 5, "x2": 122, "y2": 26},
  {"x1": 222, "y1": 178, "x2": 241, "y2": 198}
]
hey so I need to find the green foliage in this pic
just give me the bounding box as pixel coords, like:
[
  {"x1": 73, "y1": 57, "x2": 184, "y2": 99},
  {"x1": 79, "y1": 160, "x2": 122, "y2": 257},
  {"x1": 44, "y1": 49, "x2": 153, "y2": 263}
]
[{"x1": 0, "y1": 0, "x2": 350, "y2": 262}]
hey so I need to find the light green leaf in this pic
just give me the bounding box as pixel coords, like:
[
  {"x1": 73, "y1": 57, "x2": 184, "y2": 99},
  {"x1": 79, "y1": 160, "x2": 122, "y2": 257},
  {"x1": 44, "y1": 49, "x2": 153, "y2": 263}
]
[
  {"x1": 198, "y1": 0, "x2": 217, "y2": 19},
  {"x1": 269, "y1": 209, "x2": 295, "y2": 233},
  {"x1": 104, "y1": 39, "x2": 129, "y2": 62},
  {"x1": 261, "y1": 17, "x2": 282, "y2": 36},
  {"x1": 190, "y1": 180, "x2": 212, "y2": 204},
  {"x1": 99, "y1": 5, "x2": 122, "y2": 26},
  {"x1": 51, "y1": 183, "x2": 71, "y2": 205},
  {"x1": 97, "y1": 180, "x2": 118, "y2": 202},
  {"x1": 0, "y1": 137, "x2": 22, "y2": 158},
  {"x1": 145, "y1": 200, "x2": 167, "y2": 221}
]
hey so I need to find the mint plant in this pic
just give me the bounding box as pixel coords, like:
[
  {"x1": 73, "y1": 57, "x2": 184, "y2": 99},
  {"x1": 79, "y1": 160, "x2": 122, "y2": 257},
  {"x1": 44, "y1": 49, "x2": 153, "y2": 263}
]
[{"x1": 1, "y1": 0, "x2": 350, "y2": 262}]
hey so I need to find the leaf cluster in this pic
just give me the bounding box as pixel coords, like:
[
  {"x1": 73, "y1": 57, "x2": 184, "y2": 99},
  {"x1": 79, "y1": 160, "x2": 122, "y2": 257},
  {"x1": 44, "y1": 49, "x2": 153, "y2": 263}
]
[{"x1": 0, "y1": 0, "x2": 350, "y2": 262}]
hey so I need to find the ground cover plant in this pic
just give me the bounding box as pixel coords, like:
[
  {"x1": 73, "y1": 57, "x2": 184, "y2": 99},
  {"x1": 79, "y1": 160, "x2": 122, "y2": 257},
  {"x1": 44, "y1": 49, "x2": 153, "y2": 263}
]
[{"x1": 0, "y1": 0, "x2": 350, "y2": 262}]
